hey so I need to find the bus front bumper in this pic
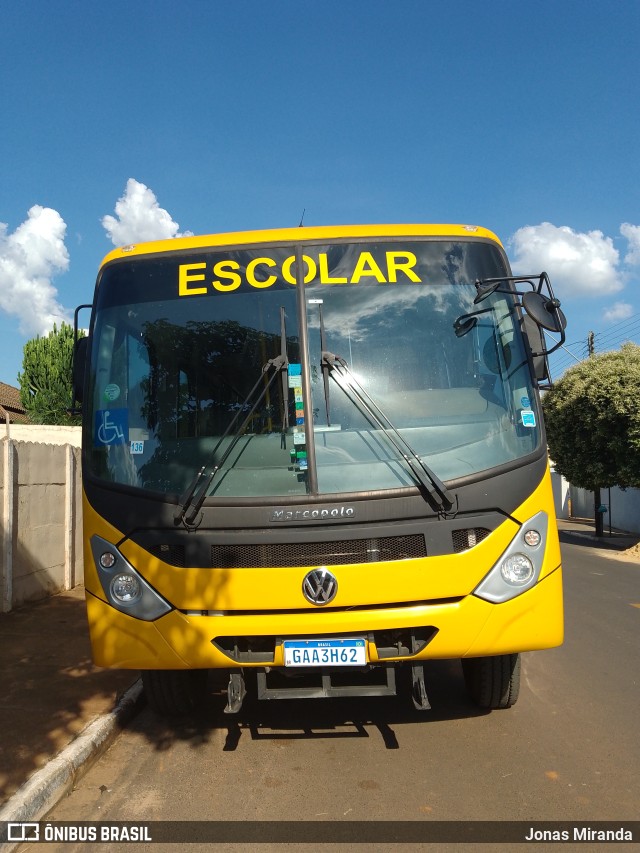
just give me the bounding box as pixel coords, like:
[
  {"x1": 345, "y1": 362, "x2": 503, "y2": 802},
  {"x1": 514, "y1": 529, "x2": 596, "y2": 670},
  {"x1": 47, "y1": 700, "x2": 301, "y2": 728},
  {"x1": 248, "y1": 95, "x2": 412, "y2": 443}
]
[{"x1": 86, "y1": 565, "x2": 563, "y2": 669}]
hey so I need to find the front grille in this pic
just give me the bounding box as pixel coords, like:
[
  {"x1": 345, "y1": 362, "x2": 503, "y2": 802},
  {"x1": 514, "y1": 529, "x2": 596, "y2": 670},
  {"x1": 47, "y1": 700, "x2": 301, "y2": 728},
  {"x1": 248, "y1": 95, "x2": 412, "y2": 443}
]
[
  {"x1": 211, "y1": 534, "x2": 426, "y2": 569},
  {"x1": 212, "y1": 625, "x2": 438, "y2": 664},
  {"x1": 451, "y1": 527, "x2": 490, "y2": 553},
  {"x1": 148, "y1": 529, "x2": 490, "y2": 566}
]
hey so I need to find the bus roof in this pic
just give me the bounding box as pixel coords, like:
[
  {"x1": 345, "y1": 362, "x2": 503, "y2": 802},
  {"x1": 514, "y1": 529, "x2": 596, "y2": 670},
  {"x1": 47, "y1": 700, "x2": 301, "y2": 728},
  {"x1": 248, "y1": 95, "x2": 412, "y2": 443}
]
[{"x1": 99, "y1": 223, "x2": 503, "y2": 267}]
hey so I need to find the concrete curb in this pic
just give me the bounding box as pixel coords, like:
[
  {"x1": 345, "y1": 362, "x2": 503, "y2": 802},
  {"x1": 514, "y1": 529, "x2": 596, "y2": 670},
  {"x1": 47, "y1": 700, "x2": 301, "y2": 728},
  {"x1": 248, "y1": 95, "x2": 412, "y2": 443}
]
[{"x1": 0, "y1": 680, "x2": 144, "y2": 852}]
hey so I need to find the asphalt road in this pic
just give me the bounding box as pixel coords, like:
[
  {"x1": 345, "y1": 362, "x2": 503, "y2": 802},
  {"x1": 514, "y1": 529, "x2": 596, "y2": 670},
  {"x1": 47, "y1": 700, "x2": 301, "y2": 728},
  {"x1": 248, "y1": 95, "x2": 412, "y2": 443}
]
[{"x1": 21, "y1": 538, "x2": 640, "y2": 851}]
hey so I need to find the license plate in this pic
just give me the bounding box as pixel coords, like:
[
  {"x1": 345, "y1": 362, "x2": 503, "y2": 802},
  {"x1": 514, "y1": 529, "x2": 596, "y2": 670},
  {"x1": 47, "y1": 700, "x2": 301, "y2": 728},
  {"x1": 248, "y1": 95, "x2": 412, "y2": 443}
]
[{"x1": 283, "y1": 638, "x2": 366, "y2": 667}]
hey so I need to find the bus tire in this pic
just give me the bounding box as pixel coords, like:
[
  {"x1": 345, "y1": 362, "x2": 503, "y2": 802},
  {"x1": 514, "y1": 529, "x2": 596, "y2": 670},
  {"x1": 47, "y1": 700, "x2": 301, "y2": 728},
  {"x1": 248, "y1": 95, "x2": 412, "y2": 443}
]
[
  {"x1": 142, "y1": 669, "x2": 208, "y2": 717},
  {"x1": 461, "y1": 653, "x2": 521, "y2": 709}
]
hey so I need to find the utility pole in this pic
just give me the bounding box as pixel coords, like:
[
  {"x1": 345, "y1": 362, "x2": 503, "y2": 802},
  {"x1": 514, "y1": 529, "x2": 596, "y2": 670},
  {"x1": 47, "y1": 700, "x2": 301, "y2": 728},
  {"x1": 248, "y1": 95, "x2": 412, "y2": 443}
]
[{"x1": 587, "y1": 331, "x2": 595, "y2": 357}]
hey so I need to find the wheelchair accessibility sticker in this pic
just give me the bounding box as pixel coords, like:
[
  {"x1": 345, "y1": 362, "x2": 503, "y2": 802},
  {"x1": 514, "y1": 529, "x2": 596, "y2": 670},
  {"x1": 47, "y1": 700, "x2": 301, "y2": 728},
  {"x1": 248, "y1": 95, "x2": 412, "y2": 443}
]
[{"x1": 95, "y1": 408, "x2": 128, "y2": 446}]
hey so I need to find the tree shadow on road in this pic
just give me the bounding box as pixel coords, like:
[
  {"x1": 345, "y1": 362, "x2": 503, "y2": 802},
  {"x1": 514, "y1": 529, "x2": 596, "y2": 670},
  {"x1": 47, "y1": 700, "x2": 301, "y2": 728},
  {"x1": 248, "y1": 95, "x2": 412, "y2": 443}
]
[{"x1": 0, "y1": 588, "x2": 136, "y2": 805}]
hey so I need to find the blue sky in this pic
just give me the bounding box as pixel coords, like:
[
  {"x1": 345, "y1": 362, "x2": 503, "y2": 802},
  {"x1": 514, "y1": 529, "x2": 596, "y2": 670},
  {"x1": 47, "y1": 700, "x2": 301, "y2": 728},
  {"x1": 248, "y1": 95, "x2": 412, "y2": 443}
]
[{"x1": 1, "y1": 0, "x2": 639, "y2": 385}]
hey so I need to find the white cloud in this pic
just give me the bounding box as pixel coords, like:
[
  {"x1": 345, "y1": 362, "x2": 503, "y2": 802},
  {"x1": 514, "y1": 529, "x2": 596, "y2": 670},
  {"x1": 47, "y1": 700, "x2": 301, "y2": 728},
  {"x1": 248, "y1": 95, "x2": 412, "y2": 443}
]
[
  {"x1": 620, "y1": 223, "x2": 640, "y2": 265},
  {"x1": 509, "y1": 222, "x2": 622, "y2": 297},
  {"x1": 0, "y1": 206, "x2": 70, "y2": 336},
  {"x1": 101, "y1": 178, "x2": 192, "y2": 246},
  {"x1": 603, "y1": 301, "x2": 634, "y2": 323}
]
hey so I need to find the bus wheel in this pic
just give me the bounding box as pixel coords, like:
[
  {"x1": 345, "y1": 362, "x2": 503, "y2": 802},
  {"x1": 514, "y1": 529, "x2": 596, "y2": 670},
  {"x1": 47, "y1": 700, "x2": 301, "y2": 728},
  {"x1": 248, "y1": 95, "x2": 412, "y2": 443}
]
[
  {"x1": 461, "y1": 653, "x2": 521, "y2": 709},
  {"x1": 142, "y1": 669, "x2": 208, "y2": 717}
]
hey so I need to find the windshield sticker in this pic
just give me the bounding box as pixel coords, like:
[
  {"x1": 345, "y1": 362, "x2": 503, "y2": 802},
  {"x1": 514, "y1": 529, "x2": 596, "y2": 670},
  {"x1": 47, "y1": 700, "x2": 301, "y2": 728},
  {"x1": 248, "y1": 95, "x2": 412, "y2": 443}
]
[
  {"x1": 520, "y1": 396, "x2": 531, "y2": 408},
  {"x1": 95, "y1": 408, "x2": 129, "y2": 446},
  {"x1": 289, "y1": 375, "x2": 303, "y2": 389},
  {"x1": 130, "y1": 440, "x2": 144, "y2": 455},
  {"x1": 521, "y1": 410, "x2": 536, "y2": 428},
  {"x1": 289, "y1": 363, "x2": 302, "y2": 376},
  {"x1": 103, "y1": 383, "x2": 121, "y2": 402},
  {"x1": 293, "y1": 428, "x2": 306, "y2": 445}
]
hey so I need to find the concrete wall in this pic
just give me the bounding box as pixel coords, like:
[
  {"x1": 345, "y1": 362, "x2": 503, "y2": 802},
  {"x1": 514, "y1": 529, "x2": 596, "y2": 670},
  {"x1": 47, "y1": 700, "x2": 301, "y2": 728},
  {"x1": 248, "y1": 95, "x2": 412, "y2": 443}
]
[
  {"x1": 568, "y1": 483, "x2": 640, "y2": 535},
  {"x1": 551, "y1": 468, "x2": 640, "y2": 535},
  {"x1": 1, "y1": 437, "x2": 83, "y2": 612},
  {"x1": 3, "y1": 424, "x2": 81, "y2": 447}
]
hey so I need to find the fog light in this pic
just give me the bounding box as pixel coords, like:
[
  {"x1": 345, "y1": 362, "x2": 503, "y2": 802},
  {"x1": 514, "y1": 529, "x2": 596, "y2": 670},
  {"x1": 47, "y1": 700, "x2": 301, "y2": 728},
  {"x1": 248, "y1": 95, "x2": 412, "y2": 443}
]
[
  {"x1": 523, "y1": 529, "x2": 541, "y2": 547},
  {"x1": 500, "y1": 553, "x2": 534, "y2": 585},
  {"x1": 100, "y1": 551, "x2": 116, "y2": 569},
  {"x1": 110, "y1": 573, "x2": 142, "y2": 603}
]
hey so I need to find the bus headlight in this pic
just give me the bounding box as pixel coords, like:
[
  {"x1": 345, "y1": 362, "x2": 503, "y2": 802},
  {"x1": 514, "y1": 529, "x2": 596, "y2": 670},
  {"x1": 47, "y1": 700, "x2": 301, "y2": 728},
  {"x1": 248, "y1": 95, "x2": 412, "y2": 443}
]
[
  {"x1": 474, "y1": 511, "x2": 548, "y2": 603},
  {"x1": 111, "y1": 573, "x2": 142, "y2": 604},
  {"x1": 500, "y1": 553, "x2": 534, "y2": 585},
  {"x1": 90, "y1": 535, "x2": 172, "y2": 620}
]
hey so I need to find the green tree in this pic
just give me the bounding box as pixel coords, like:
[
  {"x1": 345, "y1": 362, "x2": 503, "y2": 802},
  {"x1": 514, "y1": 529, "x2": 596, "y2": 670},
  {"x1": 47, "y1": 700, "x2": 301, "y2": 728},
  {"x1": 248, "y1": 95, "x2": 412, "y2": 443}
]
[
  {"x1": 18, "y1": 322, "x2": 84, "y2": 425},
  {"x1": 542, "y1": 342, "x2": 640, "y2": 535}
]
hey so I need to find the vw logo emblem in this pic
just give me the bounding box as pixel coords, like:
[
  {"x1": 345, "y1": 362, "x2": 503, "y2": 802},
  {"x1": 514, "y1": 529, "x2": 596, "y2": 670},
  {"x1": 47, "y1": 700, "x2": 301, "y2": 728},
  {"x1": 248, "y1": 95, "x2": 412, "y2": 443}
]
[{"x1": 302, "y1": 568, "x2": 338, "y2": 606}]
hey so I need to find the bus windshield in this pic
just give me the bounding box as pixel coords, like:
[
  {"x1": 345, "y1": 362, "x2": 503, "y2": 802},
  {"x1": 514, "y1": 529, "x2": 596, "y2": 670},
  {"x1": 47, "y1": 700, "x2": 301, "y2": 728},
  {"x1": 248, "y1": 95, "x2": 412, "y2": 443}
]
[{"x1": 86, "y1": 239, "x2": 541, "y2": 499}]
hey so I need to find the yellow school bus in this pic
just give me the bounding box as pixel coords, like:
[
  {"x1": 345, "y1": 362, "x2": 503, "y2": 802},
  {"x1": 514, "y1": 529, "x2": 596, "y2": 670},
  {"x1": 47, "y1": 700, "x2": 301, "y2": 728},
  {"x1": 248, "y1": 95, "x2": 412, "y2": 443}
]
[{"x1": 74, "y1": 224, "x2": 566, "y2": 715}]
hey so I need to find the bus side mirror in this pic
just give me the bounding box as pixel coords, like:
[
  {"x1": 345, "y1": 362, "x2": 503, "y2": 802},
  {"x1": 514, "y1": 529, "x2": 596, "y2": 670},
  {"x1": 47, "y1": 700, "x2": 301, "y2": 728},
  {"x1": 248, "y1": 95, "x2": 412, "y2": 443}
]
[
  {"x1": 70, "y1": 302, "x2": 92, "y2": 414},
  {"x1": 473, "y1": 273, "x2": 567, "y2": 363},
  {"x1": 521, "y1": 290, "x2": 567, "y2": 335},
  {"x1": 521, "y1": 314, "x2": 549, "y2": 382},
  {"x1": 72, "y1": 336, "x2": 88, "y2": 405}
]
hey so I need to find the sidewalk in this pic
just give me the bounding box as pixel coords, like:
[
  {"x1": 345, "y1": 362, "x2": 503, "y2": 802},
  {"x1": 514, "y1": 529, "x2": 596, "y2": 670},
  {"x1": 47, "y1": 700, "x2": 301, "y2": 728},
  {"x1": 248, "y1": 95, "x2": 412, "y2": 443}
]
[
  {"x1": 1, "y1": 519, "x2": 638, "y2": 829},
  {"x1": 557, "y1": 516, "x2": 640, "y2": 553},
  {"x1": 0, "y1": 586, "x2": 140, "y2": 814}
]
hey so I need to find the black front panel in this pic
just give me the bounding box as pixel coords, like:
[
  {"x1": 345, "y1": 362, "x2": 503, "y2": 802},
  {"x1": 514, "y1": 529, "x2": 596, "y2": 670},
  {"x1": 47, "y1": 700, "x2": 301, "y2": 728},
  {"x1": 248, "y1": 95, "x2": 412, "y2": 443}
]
[{"x1": 84, "y1": 450, "x2": 548, "y2": 563}]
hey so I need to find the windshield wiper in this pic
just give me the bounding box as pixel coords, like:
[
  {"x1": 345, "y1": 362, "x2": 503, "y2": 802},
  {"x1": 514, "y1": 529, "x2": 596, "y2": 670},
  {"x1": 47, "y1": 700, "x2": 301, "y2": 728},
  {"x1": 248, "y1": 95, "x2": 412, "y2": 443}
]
[
  {"x1": 177, "y1": 308, "x2": 291, "y2": 529},
  {"x1": 321, "y1": 351, "x2": 455, "y2": 512}
]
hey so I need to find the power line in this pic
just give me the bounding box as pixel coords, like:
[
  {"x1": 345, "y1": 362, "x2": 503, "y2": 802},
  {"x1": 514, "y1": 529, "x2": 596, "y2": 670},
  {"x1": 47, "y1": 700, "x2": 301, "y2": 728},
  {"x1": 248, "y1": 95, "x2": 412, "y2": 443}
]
[
  {"x1": 591, "y1": 311, "x2": 640, "y2": 339},
  {"x1": 552, "y1": 312, "x2": 640, "y2": 373},
  {"x1": 594, "y1": 315, "x2": 640, "y2": 349}
]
